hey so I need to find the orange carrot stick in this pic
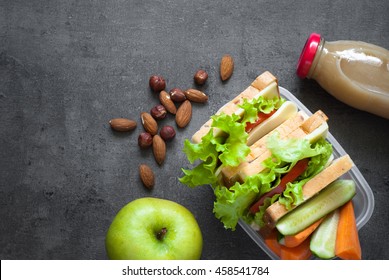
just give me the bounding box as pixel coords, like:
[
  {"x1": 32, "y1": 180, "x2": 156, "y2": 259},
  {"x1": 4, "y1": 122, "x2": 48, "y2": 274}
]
[
  {"x1": 264, "y1": 229, "x2": 282, "y2": 257},
  {"x1": 280, "y1": 237, "x2": 312, "y2": 260},
  {"x1": 281, "y1": 218, "x2": 324, "y2": 248},
  {"x1": 335, "y1": 201, "x2": 362, "y2": 260}
]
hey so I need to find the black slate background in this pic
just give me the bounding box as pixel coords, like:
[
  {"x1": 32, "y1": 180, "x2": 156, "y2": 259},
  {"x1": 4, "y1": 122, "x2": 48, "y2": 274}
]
[{"x1": 1, "y1": 0, "x2": 388, "y2": 260}]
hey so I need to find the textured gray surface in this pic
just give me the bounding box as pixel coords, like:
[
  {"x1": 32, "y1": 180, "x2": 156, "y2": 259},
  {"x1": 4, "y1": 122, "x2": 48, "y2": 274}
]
[{"x1": 1, "y1": 0, "x2": 388, "y2": 260}]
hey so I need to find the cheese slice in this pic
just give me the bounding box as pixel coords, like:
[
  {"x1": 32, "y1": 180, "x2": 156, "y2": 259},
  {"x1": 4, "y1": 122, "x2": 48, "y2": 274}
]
[
  {"x1": 247, "y1": 101, "x2": 298, "y2": 146},
  {"x1": 263, "y1": 154, "x2": 354, "y2": 228}
]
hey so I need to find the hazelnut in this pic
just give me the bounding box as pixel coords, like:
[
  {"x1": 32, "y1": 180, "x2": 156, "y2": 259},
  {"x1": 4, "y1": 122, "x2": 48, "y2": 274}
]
[
  {"x1": 150, "y1": 104, "x2": 167, "y2": 120},
  {"x1": 169, "y1": 88, "x2": 186, "y2": 103},
  {"x1": 160, "y1": 125, "x2": 176, "y2": 141},
  {"x1": 194, "y1": 69, "x2": 208, "y2": 85},
  {"x1": 138, "y1": 132, "x2": 153, "y2": 149},
  {"x1": 149, "y1": 75, "x2": 166, "y2": 92}
]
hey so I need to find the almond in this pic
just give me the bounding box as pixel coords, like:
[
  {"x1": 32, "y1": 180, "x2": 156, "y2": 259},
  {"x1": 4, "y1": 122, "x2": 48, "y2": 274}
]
[
  {"x1": 140, "y1": 112, "x2": 158, "y2": 135},
  {"x1": 159, "y1": 90, "x2": 177, "y2": 114},
  {"x1": 175, "y1": 100, "x2": 192, "y2": 128},
  {"x1": 152, "y1": 134, "x2": 166, "y2": 165},
  {"x1": 220, "y1": 54, "x2": 234, "y2": 81},
  {"x1": 139, "y1": 164, "x2": 155, "y2": 189},
  {"x1": 184, "y1": 89, "x2": 208, "y2": 103},
  {"x1": 109, "y1": 118, "x2": 137, "y2": 132}
]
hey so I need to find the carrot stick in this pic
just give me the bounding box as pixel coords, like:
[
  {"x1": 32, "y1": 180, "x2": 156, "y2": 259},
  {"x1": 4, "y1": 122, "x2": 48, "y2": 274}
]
[
  {"x1": 335, "y1": 201, "x2": 362, "y2": 260},
  {"x1": 281, "y1": 218, "x2": 324, "y2": 248},
  {"x1": 264, "y1": 229, "x2": 281, "y2": 257},
  {"x1": 280, "y1": 237, "x2": 312, "y2": 260}
]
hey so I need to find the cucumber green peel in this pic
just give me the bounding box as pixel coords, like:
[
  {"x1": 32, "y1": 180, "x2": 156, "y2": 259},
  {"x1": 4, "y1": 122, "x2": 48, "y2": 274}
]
[
  {"x1": 276, "y1": 179, "x2": 356, "y2": 236},
  {"x1": 310, "y1": 209, "x2": 340, "y2": 259}
]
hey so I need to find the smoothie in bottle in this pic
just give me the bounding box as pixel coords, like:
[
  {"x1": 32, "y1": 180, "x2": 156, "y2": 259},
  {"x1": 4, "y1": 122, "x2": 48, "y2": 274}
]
[{"x1": 297, "y1": 33, "x2": 389, "y2": 119}]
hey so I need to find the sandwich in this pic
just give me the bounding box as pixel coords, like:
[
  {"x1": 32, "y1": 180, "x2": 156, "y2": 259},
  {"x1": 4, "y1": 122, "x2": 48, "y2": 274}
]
[
  {"x1": 191, "y1": 71, "x2": 298, "y2": 146},
  {"x1": 179, "y1": 72, "x2": 355, "y2": 234}
]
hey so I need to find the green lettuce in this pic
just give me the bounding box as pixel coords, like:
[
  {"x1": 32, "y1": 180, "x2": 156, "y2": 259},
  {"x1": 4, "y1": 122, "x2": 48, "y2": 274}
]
[
  {"x1": 251, "y1": 196, "x2": 280, "y2": 228},
  {"x1": 179, "y1": 112, "x2": 250, "y2": 188},
  {"x1": 239, "y1": 95, "x2": 285, "y2": 124},
  {"x1": 210, "y1": 113, "x2": 250, "y2": 167},
  {"x1": 213, "y1": 180, "x2": 259, "y2": 231},
  {"x1": 179, "y1": 130, "x2": 221, "y2": 188}
]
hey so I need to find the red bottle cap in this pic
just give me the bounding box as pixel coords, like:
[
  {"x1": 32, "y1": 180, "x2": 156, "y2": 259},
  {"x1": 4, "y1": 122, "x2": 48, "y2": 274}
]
[{"x1": 296, "y1": 33, "x2": 321, "y2": 78}]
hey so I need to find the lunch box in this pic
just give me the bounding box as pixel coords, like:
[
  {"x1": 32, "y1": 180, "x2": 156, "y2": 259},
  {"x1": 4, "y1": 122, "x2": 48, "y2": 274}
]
[{"x1": 238, "y1": 86, "x2": 375, "y2": 260}]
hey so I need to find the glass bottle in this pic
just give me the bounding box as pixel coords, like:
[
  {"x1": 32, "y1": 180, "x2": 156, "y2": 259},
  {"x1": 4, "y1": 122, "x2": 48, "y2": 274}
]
[{"x1": 297, "y1": 33, "x2": 389, "y2": 119}]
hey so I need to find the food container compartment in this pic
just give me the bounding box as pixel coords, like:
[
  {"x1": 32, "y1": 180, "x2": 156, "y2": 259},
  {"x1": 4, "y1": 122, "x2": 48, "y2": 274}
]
[{"x1": 238, "y1": 86, "x2": 375, "y2": 260}]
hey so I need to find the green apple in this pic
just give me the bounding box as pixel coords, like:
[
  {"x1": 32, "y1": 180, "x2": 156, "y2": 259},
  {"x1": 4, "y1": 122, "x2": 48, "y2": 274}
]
[{"x1": 105, "y1": 197, "x2": 203, "y2": 260}]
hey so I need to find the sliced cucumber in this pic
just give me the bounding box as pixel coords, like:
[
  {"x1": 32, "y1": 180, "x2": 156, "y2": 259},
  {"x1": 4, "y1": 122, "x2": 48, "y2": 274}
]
[
  {"x1": 276, "y1": 179, "x2": 356, "y2": 236},
  {"x1": 310, "y1": 209, "x2": 340, "y2": 259}
]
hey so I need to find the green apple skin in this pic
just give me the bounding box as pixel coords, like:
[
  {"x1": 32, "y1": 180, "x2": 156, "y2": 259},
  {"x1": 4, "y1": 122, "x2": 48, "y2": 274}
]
[{"x1": 105, "y1": 197, "x2": 203, "y2": 260}]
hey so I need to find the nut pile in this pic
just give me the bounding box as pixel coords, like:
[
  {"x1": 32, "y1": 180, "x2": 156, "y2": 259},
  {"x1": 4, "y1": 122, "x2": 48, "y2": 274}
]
[
  {"x1": 109, "y1": 55, "x2": 234, "y2": 190},
  {"x1": 144, "y1": 74, "x2": 209, "y2": 164},
  {"x1": 141, "y1": 74, "x2": 211, "y2": 188},
  {"x1": 110, "y1": 71, "x2": 210, "y2": 190}
]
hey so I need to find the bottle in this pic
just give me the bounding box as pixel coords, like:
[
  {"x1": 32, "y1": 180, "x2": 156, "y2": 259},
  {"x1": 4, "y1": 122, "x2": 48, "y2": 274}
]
[{"x1": 296, "y1": 33, "x2": 389, "y2": 119}]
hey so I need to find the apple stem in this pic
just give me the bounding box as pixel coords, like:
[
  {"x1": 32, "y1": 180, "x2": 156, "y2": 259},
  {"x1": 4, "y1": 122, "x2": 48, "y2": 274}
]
[{"x1": 156, "y1": 227, "x2": 167, "y2": 241}]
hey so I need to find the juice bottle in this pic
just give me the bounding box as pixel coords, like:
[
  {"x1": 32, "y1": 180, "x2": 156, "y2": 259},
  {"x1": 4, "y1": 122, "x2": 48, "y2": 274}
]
[{"x1": 297, "y1": 33, "x2": 389, "y2": 119}]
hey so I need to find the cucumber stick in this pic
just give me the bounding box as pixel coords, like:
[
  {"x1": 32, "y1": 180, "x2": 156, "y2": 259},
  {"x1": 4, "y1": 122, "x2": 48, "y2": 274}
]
[
  {"x1": 276, "y1": 179, "x2": 356, "y2": 235},
  {"x1": 310, "y1": 209, "x2": 339, "y2": 259}
]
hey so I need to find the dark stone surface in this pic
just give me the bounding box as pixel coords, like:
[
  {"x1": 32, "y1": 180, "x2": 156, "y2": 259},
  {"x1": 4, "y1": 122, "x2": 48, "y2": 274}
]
[{"x1": 1, "y1": 0, "x2": 388, "y2": 260}]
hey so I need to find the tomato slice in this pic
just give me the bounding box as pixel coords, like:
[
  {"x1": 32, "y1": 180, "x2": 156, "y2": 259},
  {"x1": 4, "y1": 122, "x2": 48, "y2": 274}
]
[
  {"x1": 245, "y1": 109, "x2": 277, "y2": 133},
  {"x1": 249, "y1": 158, "x2": 310, "y2": 214}
]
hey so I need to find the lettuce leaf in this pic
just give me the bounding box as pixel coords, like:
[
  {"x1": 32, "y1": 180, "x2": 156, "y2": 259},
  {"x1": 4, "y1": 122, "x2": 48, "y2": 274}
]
[
  {"x1": 180, "y1": 112, "x2": 250, "y2": 188},
  {"x1": 210, "y1": 113, "x2": 250, "y2": 167},
  {"x1": 213, "y1": 180, "x2": 260, "y2": 230},
  {"x1": 239, "y1": 96, "x2": 285, "y2": 124},
  {"x1": 212, "y1": 159, "x2": 280, "y2": 230},
  {"x1": 180, "y1": 160, "x2": 219, "y2": 188},
  {"x1": 279, "y1": 138, "x2": 333, "y2": 209},
  {"x1": 179, "y1": 130, "x2": 221, "y2": 188},
  {"x1": 266, "y1": 132, "x2": 331, "y2": 163}
]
